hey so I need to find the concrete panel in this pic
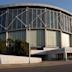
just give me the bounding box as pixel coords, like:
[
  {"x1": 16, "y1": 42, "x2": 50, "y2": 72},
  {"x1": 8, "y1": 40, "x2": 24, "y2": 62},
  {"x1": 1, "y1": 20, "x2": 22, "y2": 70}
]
[
  {"x1": 26, "y1": 30, "x2": 37, "y2": 47},
  {"x1": 61, "y1": 33, "x2": 70, "y2": 48},
  {"x1": 26, "y1": 30, "x2": 45, "y2": 48},
  {"x1": 45, "y1": 30, "x2": 57, "y2": 47}
]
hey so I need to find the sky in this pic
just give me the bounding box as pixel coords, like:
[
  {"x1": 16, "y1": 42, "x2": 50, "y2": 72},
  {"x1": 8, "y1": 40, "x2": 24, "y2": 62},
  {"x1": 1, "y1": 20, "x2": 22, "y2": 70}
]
[{"x1": 0, "y1": 0, "x2": 72, "y2": 12}]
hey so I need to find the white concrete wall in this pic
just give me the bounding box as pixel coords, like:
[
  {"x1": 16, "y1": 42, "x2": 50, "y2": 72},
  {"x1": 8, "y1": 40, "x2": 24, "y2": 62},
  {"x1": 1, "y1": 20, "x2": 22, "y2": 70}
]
[
  {"x1": 45, "y1": 31, "x2": 57, "y2": 47},
  {"x1": 61, "y1": 33, "x2": 70, "y2": 48},
  {"x1": 26, "y1": 30, "x2": 37, "y2": 47},
  {"x1": 0, "y1": 55, "x2": 42, "y2": 64}
]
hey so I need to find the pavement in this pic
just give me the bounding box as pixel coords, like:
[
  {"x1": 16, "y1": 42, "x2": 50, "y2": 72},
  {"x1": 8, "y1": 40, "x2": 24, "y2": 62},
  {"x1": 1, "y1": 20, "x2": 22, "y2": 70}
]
[{"x1": 0, "y1": 60, "x2": 72, "y2": 69}]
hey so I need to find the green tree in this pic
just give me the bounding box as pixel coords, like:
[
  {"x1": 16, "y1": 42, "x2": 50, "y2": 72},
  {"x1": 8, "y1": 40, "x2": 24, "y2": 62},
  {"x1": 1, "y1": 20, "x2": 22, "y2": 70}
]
[
  {"x1": 6, "y1": 38, "x2": 14, "y2": 47},
  {"x1": 21, "y1": 41, "x2": 29, "y2": 56},
  {"x1": 0, "y1": 39, "x2": 29, "y2": 56},
  {"x1": 13, "y1": 40, "x2": 22, "y2": 55},
  {"x1": 0, "y1": 39, "x2": 6, "y2": 54},
  {"x1": 13, "y1": 40, "x2": 29, "y2": 56},
  {"x1": 6, "y1": 39, "x2": 14, "y2": 55}
]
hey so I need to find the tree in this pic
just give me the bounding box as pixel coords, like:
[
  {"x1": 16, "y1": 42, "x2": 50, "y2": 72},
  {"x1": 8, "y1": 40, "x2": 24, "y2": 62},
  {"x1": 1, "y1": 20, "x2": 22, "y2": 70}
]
[
  {"x1": 6, "y1": 38, "x2": 14, "y2": 47},
  {"x1": 6, "y1": 39, "x2": 14, "y2": 55},
  {"x1": 0, "y1": 39, "x2": 6, "y2": 54},
  {"x1": 13, "y1": 40, "x2": 22, "y2": 55},
  {"x1": 0, "y1": 38, "x2": 29, "y2": 56},
  {"x1": 13, "y1": 40, "x2": 29, "y2": 56},
  {"x1": 21, "y1": 41, "x2": 29, "y2": 56}
]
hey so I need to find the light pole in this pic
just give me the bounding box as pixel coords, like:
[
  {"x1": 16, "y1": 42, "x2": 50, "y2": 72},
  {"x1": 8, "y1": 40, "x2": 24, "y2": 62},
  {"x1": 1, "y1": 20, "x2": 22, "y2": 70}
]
[
  {"x1": 28, "y1": 24, "x2": 31, "y2": 64},
  {"x1": 25, "y1": 24, "x2": 31, "y2": 64}
]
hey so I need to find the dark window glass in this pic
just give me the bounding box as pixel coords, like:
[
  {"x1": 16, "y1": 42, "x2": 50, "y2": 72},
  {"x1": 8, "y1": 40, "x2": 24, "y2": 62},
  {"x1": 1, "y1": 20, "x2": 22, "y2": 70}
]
[
  {"x1": 22, "y1": 8, "x2": 26, "y2": 28},
  {"x1": 9, "y1": 30, "x2": 26, "y2": 41},
  {"x1": 47, "y1": 10, "x2": 50, "y2": 28},
  {"x1": 37, "y1": 30, "x2": 45, "y2": 47},
  {"x1": 17, "y1": 9, "x2": 22, "y2": 29},
  {"x1": 21, "y1": 30, "x2": 26, "y2": 41},
  {"x1": 51, "y1": 11, "x2": 54, "y2": 28},
  {"x1": 54, "y1": 12, "x2": 57, "y2": 29},
  {"x1": 1, "y1": 10, "x2": 6, "y2": 32},
  {"x1": 8, "y1": 9, "x2": 12, "y2": 27},
  {"x1": 37, "y1": 9, "x2": 40, "y2": 28},
  {"x1": 58, "y1": 13, "x2": 61, "y2": 29},
  {"x1": 41, "y1": 9, "x2": 45, "y2": 27},
  {"x1": 33, "y1": 9, "x2": 36, "y2": 28},
  {"x1": 28, "y1": 9, "x2": 32, "y2": 26},
  {"x1": 12, "y1": 9, "x2": 17, "y2": 30},
  {"x1": 22, "y1": 8, "x2": 27, "y2": 28}
]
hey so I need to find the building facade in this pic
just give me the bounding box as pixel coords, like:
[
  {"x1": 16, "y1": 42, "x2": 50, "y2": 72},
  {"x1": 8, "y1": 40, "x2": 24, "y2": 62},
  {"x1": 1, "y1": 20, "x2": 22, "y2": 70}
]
[{"x1": 0, "y1": 3, "x2": 72, "y2": 49}]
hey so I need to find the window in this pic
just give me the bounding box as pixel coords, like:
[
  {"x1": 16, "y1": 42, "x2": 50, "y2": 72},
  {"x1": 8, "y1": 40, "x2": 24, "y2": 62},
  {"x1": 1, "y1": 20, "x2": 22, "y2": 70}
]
[
  {"x1": 33, "y1": 9, "x2": 36, "y2": 28},
  {"x1": 50, "y1": 10, "x2": 54, "y2": 28},
  {"x1": 47, "y1": 9, "x2": 50, "y2": 28}
]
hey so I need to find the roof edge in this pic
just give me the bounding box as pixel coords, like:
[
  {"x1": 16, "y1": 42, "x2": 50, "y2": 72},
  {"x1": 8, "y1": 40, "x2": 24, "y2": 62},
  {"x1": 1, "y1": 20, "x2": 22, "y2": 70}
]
[{"x1": 0, "y1": 3, "x2": 72, "y2": 15}]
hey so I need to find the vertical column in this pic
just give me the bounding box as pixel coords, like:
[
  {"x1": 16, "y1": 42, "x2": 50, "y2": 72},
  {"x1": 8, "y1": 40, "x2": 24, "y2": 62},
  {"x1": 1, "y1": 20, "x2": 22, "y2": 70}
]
[
  {"x1": 59, "y1": 11, "x2": 62, "y2": 48},
  {"x1": 64, "y1": 52, "x2": 67, "y2": 61}
]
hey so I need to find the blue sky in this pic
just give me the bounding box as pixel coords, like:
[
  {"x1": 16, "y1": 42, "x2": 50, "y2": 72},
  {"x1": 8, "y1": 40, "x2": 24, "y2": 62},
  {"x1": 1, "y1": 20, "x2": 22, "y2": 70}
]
[{"x1": 0, "y1": 0, "x2": 72, "y2": 12}]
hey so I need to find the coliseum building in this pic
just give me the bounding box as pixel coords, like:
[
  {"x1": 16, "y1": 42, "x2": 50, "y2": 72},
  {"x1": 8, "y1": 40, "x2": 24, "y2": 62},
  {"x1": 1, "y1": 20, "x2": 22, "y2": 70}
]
[{"x1": 0, "y1": 3, "x2": 72, "y2": 60}]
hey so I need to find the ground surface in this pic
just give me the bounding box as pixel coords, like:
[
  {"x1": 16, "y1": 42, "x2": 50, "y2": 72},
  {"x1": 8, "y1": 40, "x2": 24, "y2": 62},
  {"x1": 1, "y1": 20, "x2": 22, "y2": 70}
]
[{"x1": 0, "y1": 61, "x2": 72, "y2": 72}]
